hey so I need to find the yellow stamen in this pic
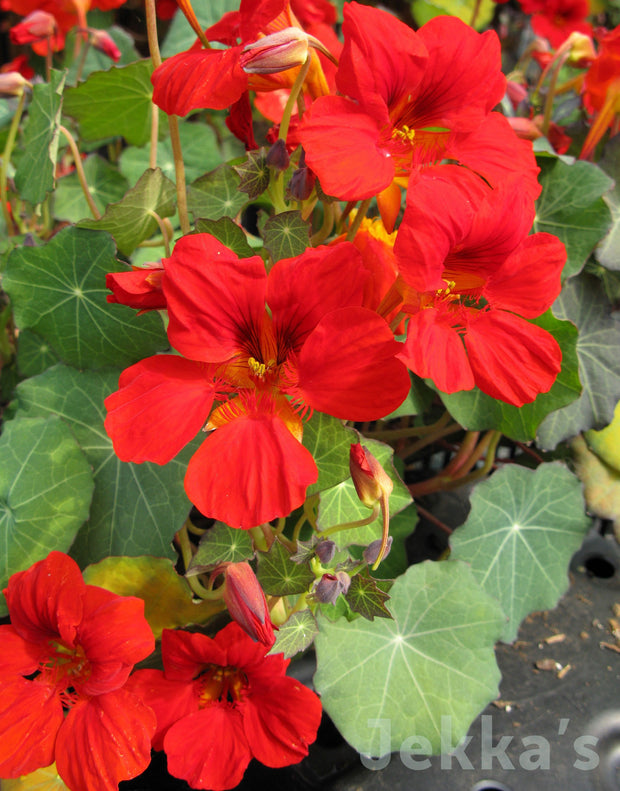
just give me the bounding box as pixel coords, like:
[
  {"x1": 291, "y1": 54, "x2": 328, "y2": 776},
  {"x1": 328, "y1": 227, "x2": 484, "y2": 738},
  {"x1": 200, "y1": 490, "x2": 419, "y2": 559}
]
[{"x1": 391, "y1": 124, "x2": 416, "y2": 143}]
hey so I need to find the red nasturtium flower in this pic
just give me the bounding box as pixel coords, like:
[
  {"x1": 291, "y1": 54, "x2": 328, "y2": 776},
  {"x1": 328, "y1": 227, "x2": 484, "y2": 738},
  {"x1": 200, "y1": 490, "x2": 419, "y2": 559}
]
[
  {"x1": 299, "y1": 3, "x2": 541, "y2": 204},
  {"x1": 392, "y1": 167, "x2": 566, "y2": 406},
  {"x1": 151, "y1": 0, "x2": 331, "y2": 118},
  {"x1": 126, "y1": 623, "x2": 322, "y2": 790},
  {"x1": 0, "y1": 552, "x2": 156, "y2": 791},
  {"x1": 104, "y1": 235, "x2": 410, "y2": 528},
  {"x1": 106, "y1": 260, "x2": 166, "y2": 313},
  {"x1": 519, "y1": 0, "x2": 592, "y2": 49},
  {"x1": 580, "y1": 25, "x2": 620, "y2": 159}
]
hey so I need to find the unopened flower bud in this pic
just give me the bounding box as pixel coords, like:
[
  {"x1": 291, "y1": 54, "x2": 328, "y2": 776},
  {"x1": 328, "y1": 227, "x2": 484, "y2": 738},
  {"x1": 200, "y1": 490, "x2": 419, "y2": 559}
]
[
  {"x1": 240, "y1": 28, "x2": 310, "y2": 75},
  {"x1": 90, "y1": 29, "x2": 121, "y2": 62},
  {"x1": 312, "y1": 571, "x2": 351, "y2": 605},
  {"x1": 364, "y1": 536, "x2": 393, "y2": 566},
  {"x1": 566, "y1": 32, "x2": 596, "y2": 67},
  {"x1": 266, "y1": 139, "x2": 290, "y2": 172},
  {"x1": 224, "y1": 562, "x2": 276, "y2": 648},
  {"x1": 315, "y1": 539, "x2": 336, "y2": 565},
  {"x1": 349, "y1": 444, "x2": 393, "y2": 508},
  {"x1": 0, "y1": 71, "x2": 31, "y2": 98},
  {"x1": 10, "y1": 10, "x2": 57, "y2": 45},
  {"x1": 288, "y1": 165, "x2": 316, "y2": 201}
]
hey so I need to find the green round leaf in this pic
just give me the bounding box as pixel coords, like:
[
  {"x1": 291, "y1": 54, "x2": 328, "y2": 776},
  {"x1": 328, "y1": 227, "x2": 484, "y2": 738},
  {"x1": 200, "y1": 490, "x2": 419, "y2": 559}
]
[
  {"x1": 0, "y1": 416, "x2": 94, "y2": 615},
  {"x1": 314, "y1": 560, "x2": 505, "y2": 756},
  {"x1": 450, "y1": 463, "x2": 591, "y2": 643}
]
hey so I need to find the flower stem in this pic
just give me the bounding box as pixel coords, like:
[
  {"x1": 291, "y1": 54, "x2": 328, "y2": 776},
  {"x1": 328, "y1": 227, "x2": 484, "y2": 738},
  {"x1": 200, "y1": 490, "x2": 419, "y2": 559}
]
[
  {"x1": 346, "y1": 198, "x2": 371, "y2": 242},
  {"x1": 1, "y1": 90, "x2": 27, "y2": 235},
  {"x1": 146, "y1": 209, "x2": 172, "y2": 256},
  {"x1": 320, "y1": 503, "x2": 380, "y2": 537},
  {"x1": 59, "y1": 125, "x2": 101, "y2": 219}
]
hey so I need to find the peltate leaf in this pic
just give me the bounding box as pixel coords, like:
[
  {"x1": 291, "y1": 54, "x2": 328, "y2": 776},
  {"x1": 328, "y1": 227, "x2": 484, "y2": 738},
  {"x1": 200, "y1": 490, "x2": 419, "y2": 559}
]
[
  {"x1": 596, "y1": 136, "x2": 620, "y2": 271},
  {"x1": 314, "y1": 560, "x2": 505, "y2": 756},
  {"x1": 438, "y1": 312, "x2": 580, "y2": 441},
  {"x1": 14, "y1": 69, "x2": 65, "y2": 206},
  {"x1": 234, "y1": 148, "x2": 270, "y2": 199},
  {"x1": 83, "y1": 555, "x2": 224, "y2": 638},
  {"x1": 268, "y1": 609, "x2": 319, "y2": 659},
  {"x1": 16, "y1": 329, "x2": 60, "y2": 378},
  {"x1": 12, "y1": 364, "x2": 195, "y2": 566},
  {"x1": 0, "y1": 416, "x2": 94, "y2": 616},
  {"x1": 188, "y1": 164, "x2": 249, "y2": 221},
  {"x1": 63, "y1": 60, "x2": 156, "y2": 146},
  {"x1": 64, "y1": 26, "x2": 141, "y2": 82},
  {"x1": 4, "y1": 226, "x2": 167, "y2": 369},
  {"x1": 195, "y1": 217, "x2": 255, "y2": 258},
  {"x1": 303, "y1": 412, "x2": 357, "y2": 497},
  {"x1": 344, "y1": 572, "x2": 392, "y2": 620},
  {"x1": 533, "y1": 156, "x2": 613, "y2": 280},
  {"x1": 538, "y1": 273, "x2": 620, "y2": 449},
  {"x1": 450, "y1": 462, "x2": 591, "y2": 643},
  {"x1": 188, "y1": 521, "x2": 255, "y2": 573},
  {"x1": 79, "y1": 167, "x2": 176, "y2": 256},
  {"x1": 263, "y1": 210, "x2": 311, "y2": 261},
  {"x1": 257, "y1": 538, "x2": 314, "y2": 596},
  {"x1": 55, "y1": 154, "x2": 129, "y2": 223},
  {"x1": 572, "y1": 434, "x2": 620, "y2": 531},
  {"x1": 317, "y1": 437, "x2": 412, "y2": 549}
]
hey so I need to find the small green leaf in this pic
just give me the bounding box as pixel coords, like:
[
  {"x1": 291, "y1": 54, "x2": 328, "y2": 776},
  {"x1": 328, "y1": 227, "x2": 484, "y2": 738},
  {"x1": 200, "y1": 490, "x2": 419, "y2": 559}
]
[
  {"x1": 0, "y1": 416, "x2": 94, "y2": 616},
  {"x1": 188, "y1": 164, "x2": 249, "y2": 221},
  {"x1": 234, "y1": 148, "x2": 270, "y2": 199},
  {"x1": 438, "y1": 312, "x2": 580, "y2": 441},
  {"x1": 314, "y1": 560, "x2": 505, "y2": 756},
  {"x1": 4, "y1": 227, "x2": 167, "y2": 369},
  {"x1": 534, "y1": 156, "x2": 613, "y2": 280},
  {"x1": 538, "y1": 273, "x2": 620, "y2": 448},
  {"x1": 188, "y1": 522, "x2": 255, "y2": 573},
  {"x1": 14, "y1": 69, "x2": 66, "y2": 206},
  {"x1": 79, "y1": 167, "x2": 176, "y2": 256},
  {"x1": 63, "y1": 60, "x2": 156, "y2": 146},
  {"x1": 195, "y1": 217, "x2": 255, "y2": 258},
  {"x1": 263, "y1": 211, "x2": 311, "y2": 261},
  {"x1": 345, "y1": 572, "x2": 392, "y2": 620},
  {"x1": 303, "y1": 412, "x2": 357, "y2": 496},
  {"x1": 55, "y1": 154, "x2": 129, "y2": 223},
  {"x1": 450, "y1": 463, "x2": 591, "y2": 643},
  {"x1": 257, "y1": 538, "x2": 314, "y2": 596},
  {"x1": 317, "y1": 438, "x2": 412, "y2": 549},
  {"x1": 269, "y1": 609, "x2": 319, "y2": 659},
  {"x1": 13, "y1": 364, "x2": 195, "y2": 566}
]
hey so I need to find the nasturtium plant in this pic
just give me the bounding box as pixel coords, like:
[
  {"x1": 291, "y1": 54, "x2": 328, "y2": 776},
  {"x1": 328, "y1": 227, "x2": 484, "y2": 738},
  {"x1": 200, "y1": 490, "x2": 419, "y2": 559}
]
[{"x1": 0, "y1": 0, "x2": 618, "y2": 788}]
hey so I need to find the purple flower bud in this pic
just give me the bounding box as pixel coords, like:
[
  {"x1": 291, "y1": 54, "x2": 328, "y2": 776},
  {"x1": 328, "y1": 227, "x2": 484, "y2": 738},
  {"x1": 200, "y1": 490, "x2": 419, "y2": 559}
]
[
  {"x1": 312, "y1": 571, "x2": 351, "y2": 605},
  {"x1": 315, "y1": 539, "x2": 336, "y2": 565},
  {"x1": 364, "y1": 536, "x2": 393, "y2": 566},
  {"x1": 266, "y1": 139, "x2": 290, "y2": 172}
]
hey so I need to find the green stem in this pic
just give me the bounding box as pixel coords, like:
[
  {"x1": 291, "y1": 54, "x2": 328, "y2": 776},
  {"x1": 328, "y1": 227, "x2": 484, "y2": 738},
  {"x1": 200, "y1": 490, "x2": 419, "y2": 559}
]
[
  {"x1": 278, "y1": 56, "x2": 312, "y2": 144},
  {"x1": 320, "y1": 503, "x2": 380, "y2": 537},
  {"x1": 59, "y1": 125, "x2": 101, "y2": 219},
  {"x1": 541, "y1": 52, "x2": 569, "y2": 137},
  {"x1": 146, "y1": 209, "x2": 172, "y2": 256},
  {"x1": 346, "y1": 198, "x2": 371, "y2": 242},
  {"x1": 365, "y1": 411, "x2": 452, "y2": 441},
  {"x1": 310, "y1": 201, "x2": 335, "y2": 246},
  {"x1": 0, "y1": 90, "x2": 27, "y2": 234}
]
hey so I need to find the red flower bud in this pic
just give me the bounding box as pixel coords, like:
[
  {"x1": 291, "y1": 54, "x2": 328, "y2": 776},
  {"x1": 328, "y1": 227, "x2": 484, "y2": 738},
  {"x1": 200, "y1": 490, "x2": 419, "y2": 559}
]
[
  {"x1": 349, "y1": 443, "x2": 393, "y2": 508},
  {"x1": 90, "y1": 29, "x2": 122, "y2": 62},
  {"x1": 240, "y1": 28, "x2": 310, "y2": 75},
  {"x1": 224, "y1": 562, "x2": 276, "y2": 648},
  {"x1": 10, "y1": 11, "x2": 57, "y2": 45},
  {"x1": 0, "y1": 71, "x2": 31, "y2": 98}
]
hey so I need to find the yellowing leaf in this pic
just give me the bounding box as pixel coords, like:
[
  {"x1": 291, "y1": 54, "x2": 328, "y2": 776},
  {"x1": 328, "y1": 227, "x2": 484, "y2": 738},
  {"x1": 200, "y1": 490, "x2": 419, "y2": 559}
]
[{"x1": 83, "y1": 555, "x2": 224, "y2": 638}]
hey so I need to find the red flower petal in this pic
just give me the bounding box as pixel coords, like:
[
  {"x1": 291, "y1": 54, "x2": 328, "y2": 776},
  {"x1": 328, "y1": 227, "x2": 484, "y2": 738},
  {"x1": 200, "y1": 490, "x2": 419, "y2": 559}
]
[
  {"x1": 104, "y1": 355, "x2": 217, "y2": 464},
  {"x1": 184, "y1": 398, "x2": 317, "y2": 528},
  {"x1": 0, "y1": 625, "x2": 45, "y2": 677},
  {"x1": 125, "y1": 668, "x2": 197, "y2": 751},
  {"x1": 55, "y1": 691, "x2": 156, "y2": 791},
  {"x1": 244, "y1": 675, "x2": 322, "y2": 767},
  {"x1": 465, "y1": 309, "x2": 562, "y2": 405},
  {"x1": 163, "y1": 234, "x2": 267, "y2": 362},
  {"x1": 161, "y1": 628, "x2": 228, "y2": 680},
  {"x1": 336, "y1": 2, "x2": 427, "y2": 120},
  {"x1": 4, "y1": 551, "x2": 84, "y2": 647},
  {"x1": 151, "y1": 46, "x2": 247, "y2": 115},
  {"x1": 483, "y1": 233, "x2": 566, "y2": 319},
  {"x1": 414, "y1": 17, "x2": 505, "y2": 130},
  {"x1": 106, "y1": 268, "x2": 165, "y2": 312},
  {"x1": 291, "y1": 307, "x2": 411, "y2": 420},
  {"x1": 267, "y1": 243, "x2": 368, "y2": 350},
  {"x1": 399, "y1": 308, "x2": 475, "y2": 393},
  {"x1": 164, "y1": 705, "x2": 251, "y2": 791},
  {"x1": 0, "y1": 677, "x2": 62, "y2": 778},
  {"x1": 76, "y1": 586, "x2": 154, "y2": 696},
  {"x1": 300, "y1": 95, "x2": 394, "y2": 200}
]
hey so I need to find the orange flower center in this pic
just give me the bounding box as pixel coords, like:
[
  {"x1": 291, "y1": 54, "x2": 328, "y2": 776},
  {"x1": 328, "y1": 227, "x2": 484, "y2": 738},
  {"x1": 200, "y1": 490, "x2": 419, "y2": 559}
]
[
  {"x1": 197, "y1": 664, "x2": 248, "y2": 708},
  {"x1": 40, "y1": 640, "x2": 91, "y2": 708}
]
